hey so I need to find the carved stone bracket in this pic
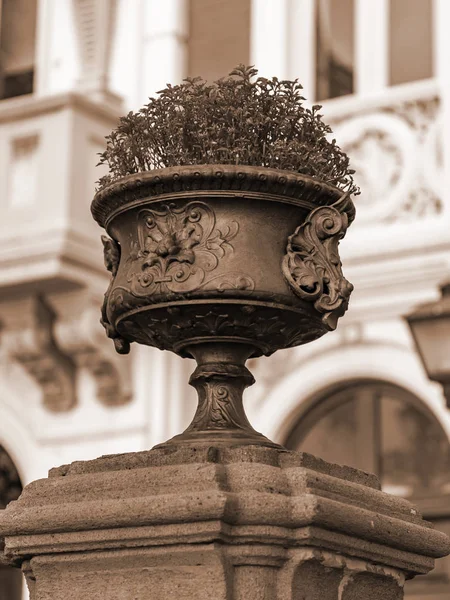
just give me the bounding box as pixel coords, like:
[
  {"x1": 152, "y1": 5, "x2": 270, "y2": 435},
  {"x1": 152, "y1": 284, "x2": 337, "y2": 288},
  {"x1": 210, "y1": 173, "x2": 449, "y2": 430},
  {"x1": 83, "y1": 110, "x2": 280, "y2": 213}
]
[
  {"x1": 282, "y1": 201, "x2": 353, "y2": 330},
  {"x1": 1, "y1": 293, "x2": 132, "y2": 411},
  {"x1": 1, "y1": 296, "x2": 76, "y2": 412},
  {"x1": 54, "y1": 296, "x2": 132, "y2": 407}
]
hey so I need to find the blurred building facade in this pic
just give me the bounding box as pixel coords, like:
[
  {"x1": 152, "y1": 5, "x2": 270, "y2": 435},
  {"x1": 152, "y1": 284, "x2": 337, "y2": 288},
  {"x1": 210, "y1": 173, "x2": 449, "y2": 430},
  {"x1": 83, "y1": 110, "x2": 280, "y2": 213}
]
[{"x1": 0, "y1": 0, "x2": 450, "y2": 598}]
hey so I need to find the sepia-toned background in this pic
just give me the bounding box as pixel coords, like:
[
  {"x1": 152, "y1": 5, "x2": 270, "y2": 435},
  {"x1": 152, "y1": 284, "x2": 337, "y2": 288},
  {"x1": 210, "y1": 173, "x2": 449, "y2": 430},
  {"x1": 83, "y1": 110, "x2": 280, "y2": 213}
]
[{"x1": 0, "y1": 1, "x2": 449, "y2": 598}]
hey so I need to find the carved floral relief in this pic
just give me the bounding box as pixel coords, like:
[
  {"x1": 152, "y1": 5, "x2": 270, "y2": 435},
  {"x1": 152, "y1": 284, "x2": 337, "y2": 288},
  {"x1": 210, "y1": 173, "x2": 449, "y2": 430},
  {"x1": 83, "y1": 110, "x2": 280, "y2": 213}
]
[{"x1": 124, "y1": 202, "x2": 254, "y2": 296}]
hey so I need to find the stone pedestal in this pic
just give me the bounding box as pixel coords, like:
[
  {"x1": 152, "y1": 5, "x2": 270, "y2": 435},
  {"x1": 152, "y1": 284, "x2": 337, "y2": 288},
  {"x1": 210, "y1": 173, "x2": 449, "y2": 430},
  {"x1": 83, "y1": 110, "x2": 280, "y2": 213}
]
[{"x1": 1, "y1": 445, "x2": 449, "y2": 599}]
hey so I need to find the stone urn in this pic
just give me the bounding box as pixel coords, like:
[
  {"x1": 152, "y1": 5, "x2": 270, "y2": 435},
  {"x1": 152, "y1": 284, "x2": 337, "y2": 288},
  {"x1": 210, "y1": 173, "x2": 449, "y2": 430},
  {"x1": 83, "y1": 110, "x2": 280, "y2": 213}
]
[{"x1": 91, "y1": 163, "x2": 355, "y2": 448}]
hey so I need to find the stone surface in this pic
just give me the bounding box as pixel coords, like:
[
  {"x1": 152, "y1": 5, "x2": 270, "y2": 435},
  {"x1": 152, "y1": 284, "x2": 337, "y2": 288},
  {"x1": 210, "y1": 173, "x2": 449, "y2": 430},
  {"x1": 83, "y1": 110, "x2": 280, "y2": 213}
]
[{"x1": 1, "y1": 445, "x2": 449, "y2": 599}]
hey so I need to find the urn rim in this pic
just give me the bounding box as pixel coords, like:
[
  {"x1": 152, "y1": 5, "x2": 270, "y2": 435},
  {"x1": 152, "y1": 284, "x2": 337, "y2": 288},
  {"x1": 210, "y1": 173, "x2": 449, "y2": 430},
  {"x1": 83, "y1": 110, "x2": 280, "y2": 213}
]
[{"x1": 91, "y1": 164, "x2": 355, "y2": 230}]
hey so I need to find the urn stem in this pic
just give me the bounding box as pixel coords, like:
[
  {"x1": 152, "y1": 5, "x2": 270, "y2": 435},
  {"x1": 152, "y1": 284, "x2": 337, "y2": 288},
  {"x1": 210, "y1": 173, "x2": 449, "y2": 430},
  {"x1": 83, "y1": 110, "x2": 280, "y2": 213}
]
[{"x1": 157, "y1": 343, "x2": 281, "y2": 448}]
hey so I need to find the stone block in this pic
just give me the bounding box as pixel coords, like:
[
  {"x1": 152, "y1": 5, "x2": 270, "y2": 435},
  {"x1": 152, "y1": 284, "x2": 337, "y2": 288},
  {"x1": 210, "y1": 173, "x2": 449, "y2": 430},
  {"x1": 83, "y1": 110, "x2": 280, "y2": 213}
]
[{"x1": 0, "y1": 445, "x2": 449, "y2": 599}]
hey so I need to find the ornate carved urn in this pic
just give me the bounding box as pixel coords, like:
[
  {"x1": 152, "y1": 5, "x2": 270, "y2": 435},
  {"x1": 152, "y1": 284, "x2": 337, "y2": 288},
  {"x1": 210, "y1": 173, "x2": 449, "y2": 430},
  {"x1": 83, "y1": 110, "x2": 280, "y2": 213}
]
[{"x1": 91, "y1": 163, "x2": 355, "y2": 448}]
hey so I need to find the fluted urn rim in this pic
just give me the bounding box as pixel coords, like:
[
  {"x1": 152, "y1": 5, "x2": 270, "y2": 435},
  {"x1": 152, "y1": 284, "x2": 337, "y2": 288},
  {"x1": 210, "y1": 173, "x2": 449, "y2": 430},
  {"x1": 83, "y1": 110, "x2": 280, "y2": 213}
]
[{"x1": 91, "y1": 164, "x2": 356, "y2": 229}]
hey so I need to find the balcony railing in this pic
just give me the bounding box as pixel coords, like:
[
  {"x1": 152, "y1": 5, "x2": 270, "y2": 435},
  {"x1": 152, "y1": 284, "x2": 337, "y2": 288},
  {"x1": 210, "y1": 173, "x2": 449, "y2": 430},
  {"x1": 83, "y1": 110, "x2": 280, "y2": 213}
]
[{"x1": 322, "y1": 79, "x2": 442, "y2": 225}]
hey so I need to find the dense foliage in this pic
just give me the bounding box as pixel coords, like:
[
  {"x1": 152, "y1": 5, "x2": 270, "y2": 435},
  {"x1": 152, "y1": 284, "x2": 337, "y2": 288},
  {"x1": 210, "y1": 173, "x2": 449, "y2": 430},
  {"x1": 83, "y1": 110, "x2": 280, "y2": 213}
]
[{"x1": 97, "y1": 65, "x2": 359, "y2": 195}]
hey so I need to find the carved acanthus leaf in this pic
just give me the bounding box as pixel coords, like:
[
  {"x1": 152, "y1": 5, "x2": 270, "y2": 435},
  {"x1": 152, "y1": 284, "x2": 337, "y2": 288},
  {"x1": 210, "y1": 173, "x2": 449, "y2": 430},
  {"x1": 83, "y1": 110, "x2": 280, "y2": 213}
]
[
  {"x1": 282, "y1": 205, "x2": 353, "y2": 330},
  {"x1": 116, "y1": 303, "x2": 326, "y2": 358}
]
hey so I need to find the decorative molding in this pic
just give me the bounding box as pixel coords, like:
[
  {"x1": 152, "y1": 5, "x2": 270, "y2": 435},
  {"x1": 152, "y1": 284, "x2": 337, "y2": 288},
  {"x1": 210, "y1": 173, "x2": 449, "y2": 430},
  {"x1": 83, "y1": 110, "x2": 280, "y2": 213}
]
[
  {"x1": 0, "y1": 90, "x2": 120, "y2": 125},
  {"x1": 332, "y1": 93, "x2": 442, "y2": 223},
  {"x1": 2, "y1": 445, "x2": 448, "y2": 583},
  {"x1": 91, "y1": 165, "x2": 345, "y2": 229},
  {"x1": 54, "y1": 296, "x2": 132, "y2": 407},
  {"x1": 282, "y1": 204, "x2": 353, "y2": 330},
  {"x1": 1, "y1": 296, "x2": 76, "y2": 412}
]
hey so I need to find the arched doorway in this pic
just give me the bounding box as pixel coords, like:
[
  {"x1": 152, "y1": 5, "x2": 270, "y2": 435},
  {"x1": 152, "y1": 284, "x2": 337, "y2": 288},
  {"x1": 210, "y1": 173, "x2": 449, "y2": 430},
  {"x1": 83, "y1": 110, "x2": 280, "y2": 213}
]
[
  {"x1": 0, "y1": 444, "x2": 23, "y2": 600},
  {"x1": 284, "y1": 380, "x2": 450, "y2": 597}
]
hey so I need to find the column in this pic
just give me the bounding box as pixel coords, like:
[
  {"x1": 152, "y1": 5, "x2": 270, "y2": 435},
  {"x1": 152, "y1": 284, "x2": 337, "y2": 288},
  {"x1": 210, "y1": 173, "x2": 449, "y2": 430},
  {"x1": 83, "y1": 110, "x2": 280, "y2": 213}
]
[
  {"x1": 139, "y1": 0, "x2": 188, "y2": 106},
  {"x1": 286, "y1": 0, "x2": 316, "y2": 101},
  {"x1": 250, "y1": 0, "x2": 289, "y2": 79},
  {"x1": 355, "y1": 0, "x2": 389, "y2": 94}
]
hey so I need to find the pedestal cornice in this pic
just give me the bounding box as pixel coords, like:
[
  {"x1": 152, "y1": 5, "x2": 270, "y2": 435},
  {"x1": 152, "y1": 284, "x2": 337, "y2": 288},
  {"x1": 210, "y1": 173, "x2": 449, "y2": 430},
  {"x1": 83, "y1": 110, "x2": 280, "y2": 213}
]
[{"x1": 2, "y1": 446, "x2": 448, "y2": 578}]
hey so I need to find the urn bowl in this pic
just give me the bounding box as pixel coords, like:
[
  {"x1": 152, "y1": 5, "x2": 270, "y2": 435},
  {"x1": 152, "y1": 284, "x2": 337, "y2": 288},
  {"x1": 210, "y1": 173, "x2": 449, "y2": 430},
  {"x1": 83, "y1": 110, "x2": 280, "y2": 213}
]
[{"x1": 91, "y1": 165, "x2": 355, "y2": 359}]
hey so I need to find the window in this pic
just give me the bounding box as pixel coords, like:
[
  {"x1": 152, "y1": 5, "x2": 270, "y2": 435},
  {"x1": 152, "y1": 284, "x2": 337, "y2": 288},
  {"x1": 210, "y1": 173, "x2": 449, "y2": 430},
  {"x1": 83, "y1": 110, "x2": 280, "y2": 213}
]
[
  {"x1": 0, "y1": 445, "x2": 23, "y2": 599},
  {"x1": 389, "y1": 0, "x2": 433, "y2": 86},
  {"x1": 285, "y1": 381, "x2": 450, "y2": 598},
  {"x1": 188, "y1": 0, "x2": 251, "y2": 82},
  {"x1": 0, "y1": 0, "x2": 37, "y2": 99},
  {"x1": 315, "y1": 0, "x2": 355, "y2": 101},
  {"x1": 285, "y1": 381, "x2": 450, "y2": 498}
]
